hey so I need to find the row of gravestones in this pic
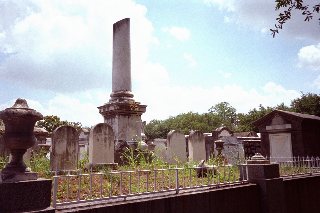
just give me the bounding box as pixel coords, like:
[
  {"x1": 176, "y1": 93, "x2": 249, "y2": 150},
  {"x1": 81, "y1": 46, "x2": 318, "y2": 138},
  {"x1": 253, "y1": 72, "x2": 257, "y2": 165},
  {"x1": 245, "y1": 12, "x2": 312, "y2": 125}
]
[
  {"x1": 155, "y1": 130, "x2": 207, "y2": 164},
  {"x1": 154, "y1": 130, "x2": 245, "y2": 164},
  {"x1": 51, "y1": 126, "x2": 209, "y2": 171},
  {"x1": 50, "y1": 123, "x2": 115, "y2": 171}
]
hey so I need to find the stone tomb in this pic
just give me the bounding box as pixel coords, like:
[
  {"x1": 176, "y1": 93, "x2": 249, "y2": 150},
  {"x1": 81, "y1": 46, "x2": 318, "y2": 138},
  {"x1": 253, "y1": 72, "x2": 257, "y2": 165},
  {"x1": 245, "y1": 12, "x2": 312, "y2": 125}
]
[
  {"x1": 188, "y1": 130, "x2": 206, "y2": 162},
  {"x1": 167, "y1": 130, "x2": 187, "y2": 164},
  {"x1": 89, "y1": 123, "x2": 115, "y2": 165},
  {"x1": 253, "y1": 109, "x2": 320, "y2": 160},
  {"x1": 50, "y1": 125, "x2": 79, "y2": 171}
]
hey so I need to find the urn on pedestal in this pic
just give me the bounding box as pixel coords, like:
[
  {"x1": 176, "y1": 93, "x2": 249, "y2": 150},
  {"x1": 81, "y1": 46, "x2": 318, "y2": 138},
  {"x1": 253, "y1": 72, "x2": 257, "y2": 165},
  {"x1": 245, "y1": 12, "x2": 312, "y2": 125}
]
[{"x1": 0, "y1": 98, "x2": 43, "y2": 182}]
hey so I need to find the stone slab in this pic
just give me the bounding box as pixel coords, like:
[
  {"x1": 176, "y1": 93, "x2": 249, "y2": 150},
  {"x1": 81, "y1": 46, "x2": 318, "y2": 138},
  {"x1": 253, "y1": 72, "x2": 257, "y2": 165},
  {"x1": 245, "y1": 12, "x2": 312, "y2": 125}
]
[
  {"x1": 0, "y1": 179, "x2": 52, "y2": 212},
  {"x1": 246, "y1": 163, "x2": 280, "y2": 180}
]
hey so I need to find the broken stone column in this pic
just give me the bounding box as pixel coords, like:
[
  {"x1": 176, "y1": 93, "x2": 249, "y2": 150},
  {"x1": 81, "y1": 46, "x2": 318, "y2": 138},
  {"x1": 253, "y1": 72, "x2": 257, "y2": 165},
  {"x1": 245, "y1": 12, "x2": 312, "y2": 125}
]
[
  {"x1": 98, "y1": 18, "x2": 146, "y2": 163},
  {"x1": 111, "y1": 18, "x2": 132, "y2": 99}
]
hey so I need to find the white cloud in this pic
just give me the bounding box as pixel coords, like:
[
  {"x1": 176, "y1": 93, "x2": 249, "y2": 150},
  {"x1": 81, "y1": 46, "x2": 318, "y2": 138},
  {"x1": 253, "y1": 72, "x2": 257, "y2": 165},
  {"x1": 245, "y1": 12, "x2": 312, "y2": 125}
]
[
  {"x1": 135, "y1": 81, "x2": 300, "y2": 121},
  {"x1": 0, "y1": 0, "x2": 160, "y2": 92},
  {"x1": 204, "y1": 0, "x2": 235, "y2": 11},
  {"x1": 0, "y1": 89, "x2": 106, "y2": 127},
  {"x1": 218, "y1": 70, "x2": 232, "y2": 78},
  {"x1": 163, "y1": 26, "x2": 191, "y2": 41},
  {"x1": 298, "y1": 43, "x2": 320, "y2": 70},
  {"x1": 183, "y1": 53, "x2": 197, "y2": 68},
  {"x1": 204, "y1": 0, "x2": 320, "y2": 41}
]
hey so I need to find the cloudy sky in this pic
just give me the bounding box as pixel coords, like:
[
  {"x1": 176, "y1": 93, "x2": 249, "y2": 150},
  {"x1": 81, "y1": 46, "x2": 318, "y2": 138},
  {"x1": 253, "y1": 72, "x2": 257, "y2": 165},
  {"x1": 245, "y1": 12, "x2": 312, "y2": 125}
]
[{"x1": 0, "y1": 0, "x2": 320, "y2": 126}]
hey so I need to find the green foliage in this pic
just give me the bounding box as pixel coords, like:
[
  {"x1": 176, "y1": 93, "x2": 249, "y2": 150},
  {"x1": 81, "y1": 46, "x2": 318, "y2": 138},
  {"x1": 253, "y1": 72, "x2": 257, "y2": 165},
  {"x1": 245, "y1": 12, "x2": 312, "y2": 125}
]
[
  {"x1": 0, "y1": 119, "x2": 3, "y2": 127},
  {"x1": 36, "y1": 115, "x2": 82, "y2": 133},
  {"x1": 120, "y1": 147, "x2": 160, "y2": 170},
  {"x1": 208, "y1": 102, "x2": 236, "y2": 130},
  {"x1": 145, "y1": 111, "x2": 220, "y2": 139},
  {"x1": 29, "y1": 150, "x2": 51, "y2": 179},
  {"x1": 291, "y1": 92, "x2": 320, "y2": 116},
  {"x1": 144, "y1": 119, "x2": 170, "y2": 140},
  {"x1": 145, "y1": 93, "x2": 320, "y2": 137},
  {"x1": 236, "y1": 105, "x2": 274, "y2": 132},
  {"x1": 78, "y1": 152, "x2": 89, "y2": 172},
  {"x1": 0, "y1": 155, "x2": 8, "y2": 170},
  {"x1": 271, "y1": 0, "x2": 320, "y2": 37}
]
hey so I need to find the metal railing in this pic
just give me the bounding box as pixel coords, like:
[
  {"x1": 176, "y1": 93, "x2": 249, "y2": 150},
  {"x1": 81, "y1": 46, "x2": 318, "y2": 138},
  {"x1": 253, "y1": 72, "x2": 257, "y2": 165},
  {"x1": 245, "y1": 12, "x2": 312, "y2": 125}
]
[
  {"x1": 269, "y1": 156, "x2": 320, "y2": 177},
  {"x1": 52, "y1": 164, "x2": 248, "y2": 208}
]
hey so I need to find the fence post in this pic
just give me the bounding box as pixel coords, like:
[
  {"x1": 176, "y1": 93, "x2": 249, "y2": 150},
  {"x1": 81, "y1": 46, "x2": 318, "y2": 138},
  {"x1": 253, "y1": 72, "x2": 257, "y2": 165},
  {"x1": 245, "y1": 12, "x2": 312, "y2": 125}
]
[
  {"x1": 175, "y1": 168, "x2": 179, "y2": 194},
  {"x1": 52, "y1": 176, "x2": 59, "y2": 209},
  {"x1": 245, "y1": 153, "x2": 286, "y2": 213}
]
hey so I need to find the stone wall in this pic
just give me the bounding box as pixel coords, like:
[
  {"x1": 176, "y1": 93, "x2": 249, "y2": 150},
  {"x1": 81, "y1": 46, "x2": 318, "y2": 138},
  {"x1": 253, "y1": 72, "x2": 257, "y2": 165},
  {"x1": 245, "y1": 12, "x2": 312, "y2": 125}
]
[
  {"x1": 58, "y1": 184, "x2": 261, "y2": 213},
  {"x1": 284, "y1": 175, "x2": 320, "y2": 213}
]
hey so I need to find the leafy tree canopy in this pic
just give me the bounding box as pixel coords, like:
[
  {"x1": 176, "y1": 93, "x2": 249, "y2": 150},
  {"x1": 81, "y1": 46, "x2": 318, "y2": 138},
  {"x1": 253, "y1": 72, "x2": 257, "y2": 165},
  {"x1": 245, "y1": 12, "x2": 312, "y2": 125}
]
[
  {"x1": 36, "y1": 115, "x2": 82, "y2": 133},
  {"x1": 291, "y1": 92, "x2": 320, "y2": 116}
]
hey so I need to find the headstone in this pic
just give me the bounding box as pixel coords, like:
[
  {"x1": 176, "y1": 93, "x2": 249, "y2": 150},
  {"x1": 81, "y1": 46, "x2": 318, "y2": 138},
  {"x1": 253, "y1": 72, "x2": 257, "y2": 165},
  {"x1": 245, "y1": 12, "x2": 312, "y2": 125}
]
[
  {"x1": 50, "y1": 125, "x2": 79, "y2": 171},
  {"x1": 188, "y1": 130, "x2": 206, "y2": 162},
  {"x1": 153, "y1": 138, "x2": 167, "y2": 161},
  {"x1": 221, "y1": 136, "x2": 245, "y2": 164},
  {"x1": 89, "y1": 123, "x2": 115, "y2": 164},
  {"x1": 167, "y1": 130, "x2": 187, "y2": 164}
]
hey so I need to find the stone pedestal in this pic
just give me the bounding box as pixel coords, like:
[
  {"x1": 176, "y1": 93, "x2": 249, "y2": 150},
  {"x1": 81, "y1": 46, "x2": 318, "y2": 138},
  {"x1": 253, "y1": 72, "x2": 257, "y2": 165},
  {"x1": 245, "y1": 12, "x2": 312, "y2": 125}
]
[
  {"x1": 0, "y1": 179, "x2": 54, "y2": 212},
  {"x1": 245, "y1": 153, "x2": 286, "y2": 213}
]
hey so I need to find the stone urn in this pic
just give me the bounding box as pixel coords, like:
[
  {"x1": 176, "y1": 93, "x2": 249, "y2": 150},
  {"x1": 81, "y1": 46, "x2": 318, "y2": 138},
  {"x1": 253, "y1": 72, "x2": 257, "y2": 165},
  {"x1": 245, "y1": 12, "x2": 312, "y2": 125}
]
[{"x1": 0, "y1": 98, "x2": 43, "y2": 182}]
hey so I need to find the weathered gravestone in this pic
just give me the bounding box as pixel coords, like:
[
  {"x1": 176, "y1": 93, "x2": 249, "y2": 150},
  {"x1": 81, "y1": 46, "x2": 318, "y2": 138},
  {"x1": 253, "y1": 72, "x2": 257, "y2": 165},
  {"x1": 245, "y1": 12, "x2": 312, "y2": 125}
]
[
  {"x1": 167, "y1": 130, "x2": 187, "y2": 164},
  {"x1": 222, "y1": 137, "x2": 245, "y2": 165},
  {"x1": 188, "y1": 130, "x2": 206, "y2": 162},
  {"x1": 153, "y1": 138, "x2": 167, "y2": 161},
  {"x1": 89, "y1": 123, "x2": 115, "y2": 165},
  {"x1": 50, "y1": 125, "x2": 79, "y2": 171}
]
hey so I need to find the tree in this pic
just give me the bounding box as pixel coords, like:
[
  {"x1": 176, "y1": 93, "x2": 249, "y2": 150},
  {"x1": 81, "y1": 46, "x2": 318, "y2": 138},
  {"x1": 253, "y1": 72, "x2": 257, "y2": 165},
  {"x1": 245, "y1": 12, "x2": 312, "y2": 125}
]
[
  {"x1": 144, "y1": 111, "x2": 221, "y2": 140},
  {"x1": 144, "y1": 119, "x2": 170, "y2": 140},
  {"x1": 271, "y1": 0, "x2": 320, "y2": 37},
  {"x1": 208, "y1": 102, "x2": 237, "y2": 130},
  {"x1": 290, "y1": 92, "x2": 320, "y2": 116},
  {"x1": 36, "y1": 115, "x2": 82, "y2": 133},
  {"x1": 236, "y1": 105, "x2": 274, "y2": 132},
  {"x1": 0, "y1": 119, "x2": 3, "y2": 127}
]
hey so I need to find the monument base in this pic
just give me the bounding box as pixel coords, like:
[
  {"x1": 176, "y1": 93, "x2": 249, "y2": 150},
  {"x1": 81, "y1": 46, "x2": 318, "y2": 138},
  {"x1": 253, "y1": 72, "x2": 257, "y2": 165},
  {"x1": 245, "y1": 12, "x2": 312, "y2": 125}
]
[
  {"x1": 0, "y1": 179, "x2": 53, "y2": 212},
  {"x1": 1, "y1": 171, "x2": 38, "y2": 183}
]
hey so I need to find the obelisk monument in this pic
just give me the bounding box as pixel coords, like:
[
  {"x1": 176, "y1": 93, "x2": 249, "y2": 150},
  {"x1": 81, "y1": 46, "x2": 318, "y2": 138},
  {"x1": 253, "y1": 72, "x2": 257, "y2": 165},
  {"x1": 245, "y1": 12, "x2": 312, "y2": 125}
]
[{"x1": 98, "y1": 18, "x2": 146, "y2": 151}]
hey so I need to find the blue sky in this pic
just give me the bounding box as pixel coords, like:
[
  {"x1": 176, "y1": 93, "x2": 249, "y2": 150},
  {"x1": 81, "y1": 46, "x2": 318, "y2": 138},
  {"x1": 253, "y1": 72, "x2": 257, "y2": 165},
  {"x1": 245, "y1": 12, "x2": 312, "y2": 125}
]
[{"x1": 0, "y1": 0, "x2": 320, "y2": 126}]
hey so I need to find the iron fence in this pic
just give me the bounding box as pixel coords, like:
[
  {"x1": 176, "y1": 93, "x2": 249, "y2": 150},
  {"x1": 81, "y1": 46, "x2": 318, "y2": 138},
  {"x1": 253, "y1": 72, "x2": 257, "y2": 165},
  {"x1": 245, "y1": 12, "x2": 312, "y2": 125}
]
[
  {"x1": 52, "y1": 164, "x2": 248, "y2": 208},
  {"x1": 269, "y1": 156, "x2": 320, "y2": 177}
]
